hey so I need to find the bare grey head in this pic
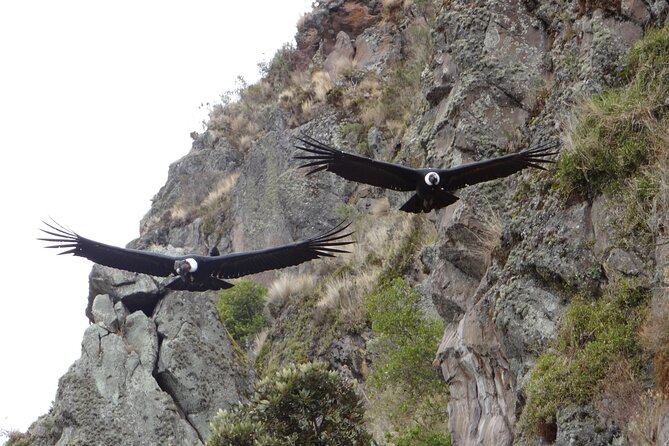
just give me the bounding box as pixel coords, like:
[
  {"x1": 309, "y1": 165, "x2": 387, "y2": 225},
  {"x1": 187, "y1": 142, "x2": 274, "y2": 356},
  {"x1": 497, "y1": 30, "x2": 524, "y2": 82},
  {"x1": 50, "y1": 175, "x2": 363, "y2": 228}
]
[
  {"x1": 424, "y1": 171, "x2": 440, "y2": 186},
  {"x1": 174, "y1": 258, "x2": 198, "y2": 278}
]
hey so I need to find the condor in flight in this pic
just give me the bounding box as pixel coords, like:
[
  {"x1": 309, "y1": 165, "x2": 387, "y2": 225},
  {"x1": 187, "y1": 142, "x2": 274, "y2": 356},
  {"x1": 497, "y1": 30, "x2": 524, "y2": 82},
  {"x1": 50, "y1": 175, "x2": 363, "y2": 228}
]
[
  {"x1": 295, "y1": 135, "x2": 558, "y2": 213},
  {"x1": 40, "y1": 220, "x2": 352, "y2": 291}
]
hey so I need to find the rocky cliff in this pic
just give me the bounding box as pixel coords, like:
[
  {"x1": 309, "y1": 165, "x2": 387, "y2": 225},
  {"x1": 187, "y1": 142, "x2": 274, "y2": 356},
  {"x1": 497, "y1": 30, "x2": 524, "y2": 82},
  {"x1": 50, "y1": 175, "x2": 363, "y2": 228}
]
[{"x1": 23, "y1": 0, "x2": 669, "y2": 445}]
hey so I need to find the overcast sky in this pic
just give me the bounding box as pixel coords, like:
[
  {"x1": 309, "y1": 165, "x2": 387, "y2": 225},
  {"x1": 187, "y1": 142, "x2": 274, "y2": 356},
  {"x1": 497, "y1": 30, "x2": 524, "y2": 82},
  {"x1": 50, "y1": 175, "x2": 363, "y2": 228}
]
[{"x1": 0, "y1": 0, "x2": 311, "y2": 439}]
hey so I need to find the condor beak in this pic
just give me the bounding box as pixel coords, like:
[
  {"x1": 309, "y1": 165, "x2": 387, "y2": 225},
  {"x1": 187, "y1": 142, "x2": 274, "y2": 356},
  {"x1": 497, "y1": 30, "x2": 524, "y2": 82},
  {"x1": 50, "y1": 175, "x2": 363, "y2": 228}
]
[{"x1": 174, "y1": 260, "x2": 189, "y2": 276}]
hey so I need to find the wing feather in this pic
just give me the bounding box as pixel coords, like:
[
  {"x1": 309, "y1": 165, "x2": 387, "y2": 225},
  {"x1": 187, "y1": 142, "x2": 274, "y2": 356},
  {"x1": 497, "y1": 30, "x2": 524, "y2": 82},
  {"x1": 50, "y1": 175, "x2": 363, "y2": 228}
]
[
  {"x1": 203, "y1": 221, "x2": 354, "y2": 279},
  {"x1": 39, "y1": 220, "x2": 177, "y2": 277},
  {"x1": 439, "y1": 141, "x2": 559, "y2": 190},
  {"x1": 295, "y1": 135, "x2": 419, "y2": 191}
]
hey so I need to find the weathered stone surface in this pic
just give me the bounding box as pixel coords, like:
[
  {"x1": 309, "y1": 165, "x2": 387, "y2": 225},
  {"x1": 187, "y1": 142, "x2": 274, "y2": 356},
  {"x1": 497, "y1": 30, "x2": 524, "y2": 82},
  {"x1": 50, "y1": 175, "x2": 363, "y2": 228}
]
[
  {"x1": 232, "y1": 124, "x2": 352, "y2": 270},
  {"x1": 154, "y1": 292, "x2": 254, "y2": 439},
  {"x1": 322, "y1": 332, "x2": 372, "y2": 380},
  {"x1": 28, "y1": 287, "x2": 254, "y2": 444},
  {"x1": 28, "y1": 296, "x2": 204, "y2": 446},
  {"x1": 353, "y1": 21, "x2": 401, "y2": 70},
  {"x1": 88, "y1": 264, "x2": 162, "y2": 321},
  {"x1": 554, "y1": 405, "x2": 617, "y2": 446},
  {"x1": 91, "y1": 293, "x2": 119, "y2": 332},
  {"x1": 494, "y1": 279, "x2": 563, "y2": 367},
  {"x1": 324, "y1": 30, "x2": 354, "y2": 79},
  {"x1": 426, "y1": 1, "x2": 665, "y2": 445}
]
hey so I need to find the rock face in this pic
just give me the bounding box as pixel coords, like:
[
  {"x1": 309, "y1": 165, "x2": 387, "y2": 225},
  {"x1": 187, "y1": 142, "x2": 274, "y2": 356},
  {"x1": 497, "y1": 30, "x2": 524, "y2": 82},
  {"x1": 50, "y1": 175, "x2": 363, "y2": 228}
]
[
  {"x1": 28, "y1": 291, "x2": 253, "y2": 445},
  {"x1": 25, "y1": 0, "x2": 669, "y2": 444},
  {"x1": 424, "y1": 1, "x2": 665, "y2": 445}
]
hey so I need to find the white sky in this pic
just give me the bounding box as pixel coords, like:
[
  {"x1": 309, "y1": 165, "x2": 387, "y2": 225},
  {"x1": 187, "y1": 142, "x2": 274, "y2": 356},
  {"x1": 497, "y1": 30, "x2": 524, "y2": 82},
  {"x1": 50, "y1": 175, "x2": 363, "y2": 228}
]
[{"x1": 0, "y1": 0, "x2": 312, "y2": 439}]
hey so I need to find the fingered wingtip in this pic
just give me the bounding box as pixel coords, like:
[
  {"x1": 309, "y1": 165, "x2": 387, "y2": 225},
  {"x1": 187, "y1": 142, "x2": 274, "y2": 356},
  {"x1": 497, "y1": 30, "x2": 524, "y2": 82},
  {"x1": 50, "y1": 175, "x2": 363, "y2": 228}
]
[{"x1": 525, "y1": 139, "x2": 560, "y2": 154}]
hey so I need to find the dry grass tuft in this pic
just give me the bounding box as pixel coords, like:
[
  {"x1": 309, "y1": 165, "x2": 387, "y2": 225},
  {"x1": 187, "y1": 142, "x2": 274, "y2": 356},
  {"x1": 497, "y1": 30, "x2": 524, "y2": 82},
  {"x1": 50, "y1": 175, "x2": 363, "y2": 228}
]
[
  {"x1": 369, "y1": 197, "x2": 391, "y2": 216},
  {"x1": 167, "y1": 203, "x2": 194, "y2": 225},
  {"x1": 229, "y1": 113, "x2": 247, "y2": 134},
  {"x1": 238, "y1": 135, "x2": 253, "y2": 151},
  {"x1": 595, "y1": 357, "x2": 645, "y2": 427},
  {"x1": 315, "y1": 269, "x2": 379, "y2": 317},
  {"x1": 201, "y1": 172, "x2": 240, "y2": 208},
  {"x1": 278, "y1": 88, "x2": 294, "y2": 103},
  {"x1": 627, "y1": 391, "x2": 669, "y2": 445},
  {"x1": 311, "y1": 71, "x2": 333, "y2": 101},
  {"x1": 351, "y1": 219, "x2": 392, "y2": 266},
  {"x1": 301, "y1": 99, "x2": 315, "y2": 118},
  {"x1": 276, "y1": 69, "x2": 334, "y2": 128},
  {"x1": 641, "y1": 300, "x2": 669, "y2": 396},
  {"x1": 249, "y1": 328, "x2": 269, "y2": 361},
  {"x1": 266, "y1": 274, "x2": 316, "y2": 317}
]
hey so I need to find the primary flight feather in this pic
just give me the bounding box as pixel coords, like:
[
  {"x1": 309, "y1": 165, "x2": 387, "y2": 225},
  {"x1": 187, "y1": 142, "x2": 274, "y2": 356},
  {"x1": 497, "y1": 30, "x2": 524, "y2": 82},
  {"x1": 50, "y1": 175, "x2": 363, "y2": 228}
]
[
  {"x1": 295, "y1": 135, "x2": 559, "y2": 213},
  {"x1": 40, "y1": 220, "x2": 353, "y2": 292}
]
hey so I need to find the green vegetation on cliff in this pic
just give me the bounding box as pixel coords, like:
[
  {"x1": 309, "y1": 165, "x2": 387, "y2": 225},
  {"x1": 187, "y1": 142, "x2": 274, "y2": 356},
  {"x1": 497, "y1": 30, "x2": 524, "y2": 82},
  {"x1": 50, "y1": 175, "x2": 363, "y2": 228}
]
[
  {"x1": 556, "y1": 23, "x2": 669, "y2": 244},
  {"x1": 208, "y1": 362, "x2": 371, "y2": 446},
  {"x1": 217, "y1": 280, "x2": 268, "y2": 347},
  {"x1": 521, "y1": 280, "x2": 650, "y2": 437},
  {"x1": 365, "y1": 278, "x2": 451, "y2": 446},
  {"x1": 515, "y1": 21, "x2": 669, "y2": 444}
]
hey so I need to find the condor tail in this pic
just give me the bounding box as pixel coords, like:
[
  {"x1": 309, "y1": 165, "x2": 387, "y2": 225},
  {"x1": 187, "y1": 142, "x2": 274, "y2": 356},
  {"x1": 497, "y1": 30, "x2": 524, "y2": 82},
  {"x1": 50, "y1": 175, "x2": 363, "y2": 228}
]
[
  {"x1": 399, "y1": 191, "x2": 459, "y2": 213},
  {"x1": 165, "y1": 276, "x2": 234, "y2": 291}
]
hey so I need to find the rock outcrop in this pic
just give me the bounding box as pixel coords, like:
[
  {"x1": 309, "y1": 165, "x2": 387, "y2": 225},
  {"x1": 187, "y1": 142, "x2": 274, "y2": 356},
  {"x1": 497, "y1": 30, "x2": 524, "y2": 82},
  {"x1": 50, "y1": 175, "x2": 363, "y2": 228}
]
[
  {"x1": 28, "y1": 286, "x2": 253, "y2": 445},
  {"x1": 425, "y1": 1, "x2": 664, "y2": 444}
]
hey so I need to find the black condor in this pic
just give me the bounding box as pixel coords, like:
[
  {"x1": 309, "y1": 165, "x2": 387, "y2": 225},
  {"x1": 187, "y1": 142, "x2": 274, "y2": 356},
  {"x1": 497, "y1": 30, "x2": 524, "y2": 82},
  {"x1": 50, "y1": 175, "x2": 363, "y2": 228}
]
[
  {"x1": 295, "y1": 135, "x2": 558, "y2": 213},
  {"x1": 40, "y1": 220, "x2": 353, "y2": 291}
]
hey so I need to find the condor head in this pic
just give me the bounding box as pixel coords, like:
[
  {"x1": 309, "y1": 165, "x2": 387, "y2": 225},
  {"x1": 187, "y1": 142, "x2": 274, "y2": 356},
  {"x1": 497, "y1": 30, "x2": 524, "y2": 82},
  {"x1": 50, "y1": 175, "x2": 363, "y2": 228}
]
[
  {"x1": 174, "y1": 258, "x2": 198, "y2": 279},
  {"x1": 424, "y1": 171, "x2": 440, "y2": 186}
]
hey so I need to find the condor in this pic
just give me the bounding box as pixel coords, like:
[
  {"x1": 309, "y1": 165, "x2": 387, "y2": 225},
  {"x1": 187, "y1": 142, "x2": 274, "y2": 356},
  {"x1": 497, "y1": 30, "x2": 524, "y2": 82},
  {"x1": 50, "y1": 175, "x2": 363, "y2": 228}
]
[
  {"x1": 295, "y1": 135, "x2": 558, "y2": 213},
  {"x1": 40, "y1": 220, "x2": 352, "y2": 291}
]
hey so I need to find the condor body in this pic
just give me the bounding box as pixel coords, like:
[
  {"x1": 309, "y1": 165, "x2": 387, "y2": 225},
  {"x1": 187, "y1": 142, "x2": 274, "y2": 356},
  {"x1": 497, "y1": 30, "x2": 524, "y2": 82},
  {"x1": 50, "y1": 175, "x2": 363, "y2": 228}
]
[{"x1": 40, "y1": 220, "x2": 353, "y2": 291}]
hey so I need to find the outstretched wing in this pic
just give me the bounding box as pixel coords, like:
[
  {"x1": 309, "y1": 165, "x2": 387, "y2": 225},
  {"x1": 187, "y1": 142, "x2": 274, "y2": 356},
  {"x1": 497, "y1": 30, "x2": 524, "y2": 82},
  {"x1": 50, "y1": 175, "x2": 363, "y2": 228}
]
[
  {"x1": 204, "y1": 221, "x2": 354, "y2": 279},
  {"x1": 439, "y1": 141, "x2": 559, "y2": 190},
  {"x1": 295, "y1": 135, "x2": 419, "y2": 191},
  {"x1": 39, "y1": 220, "x2": 177, "y2": 277}
]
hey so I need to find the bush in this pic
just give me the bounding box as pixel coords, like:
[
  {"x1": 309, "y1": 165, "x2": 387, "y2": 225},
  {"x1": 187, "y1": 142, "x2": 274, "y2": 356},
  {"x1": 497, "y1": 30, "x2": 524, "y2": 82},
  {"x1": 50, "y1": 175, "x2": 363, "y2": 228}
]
[
  {"x1": 366, "y1": 278, "x2": 445, "y2": 396},
  {"x1": 365, "y1": 278, "x2": 450, "y2": 443},
  {"x1": 208, "y1": 362, "x2": 372, "y2": 446},
  {"x1": 555, "y1": 87, "x2": 652, "y2": 197},
  {"x1": 522, "y1": 280, "x2": 650, "y2": 435},
  {"x1": 217, "y1": 280, "x2": 267, "y2": 347},
  {"x1": 392, "y1": 426, "x2": 452, "y2": 446}
]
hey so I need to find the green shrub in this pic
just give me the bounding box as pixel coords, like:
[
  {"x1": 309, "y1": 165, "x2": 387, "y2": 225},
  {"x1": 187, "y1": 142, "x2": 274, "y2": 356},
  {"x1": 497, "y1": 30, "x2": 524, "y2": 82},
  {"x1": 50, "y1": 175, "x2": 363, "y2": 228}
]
[
  {"x1": 365, "y1": 278, "x2": 450, "y2": 443},
  {"x1": 217, "y1": 280, "x2": 267, "y2": 346},
  {"x1": 208, "y1": 362, "x2": 372, "y2": 446},
  {"x1": 259, "y1": 43, "x2": 297, "y2": 91},
  {"x1": 366, "y1": 278, "x2": 445, "y2": 396},
  {"x1": 522, "y1": 280, "x2": 650, "y2": 431},
  {"x1": 623, "y1": 22, "x2": 669, "y2": 88},
  {"x1": 392, "y1": 426, "x2": 452, "y2": 446}
]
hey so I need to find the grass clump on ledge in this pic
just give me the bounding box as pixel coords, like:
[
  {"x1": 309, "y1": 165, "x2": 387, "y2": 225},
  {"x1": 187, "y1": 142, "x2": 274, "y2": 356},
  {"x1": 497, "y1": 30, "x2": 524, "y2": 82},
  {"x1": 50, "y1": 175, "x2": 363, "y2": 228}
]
[
  {"x1": 555, "y1": 23, "x2": 669, "y2": 246},
  {"x1": 217, "y1": 280, "x2": 268, "y2": 348},
  {"x1": 555, "y1": 23, "x2": 668, "y2": 194},
  {"x1": 521, "y1": 279, "x2": 650, "y2": 440},
  {"x1": 208, "y1": 362, "x2": 372, "y2": 446}
]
